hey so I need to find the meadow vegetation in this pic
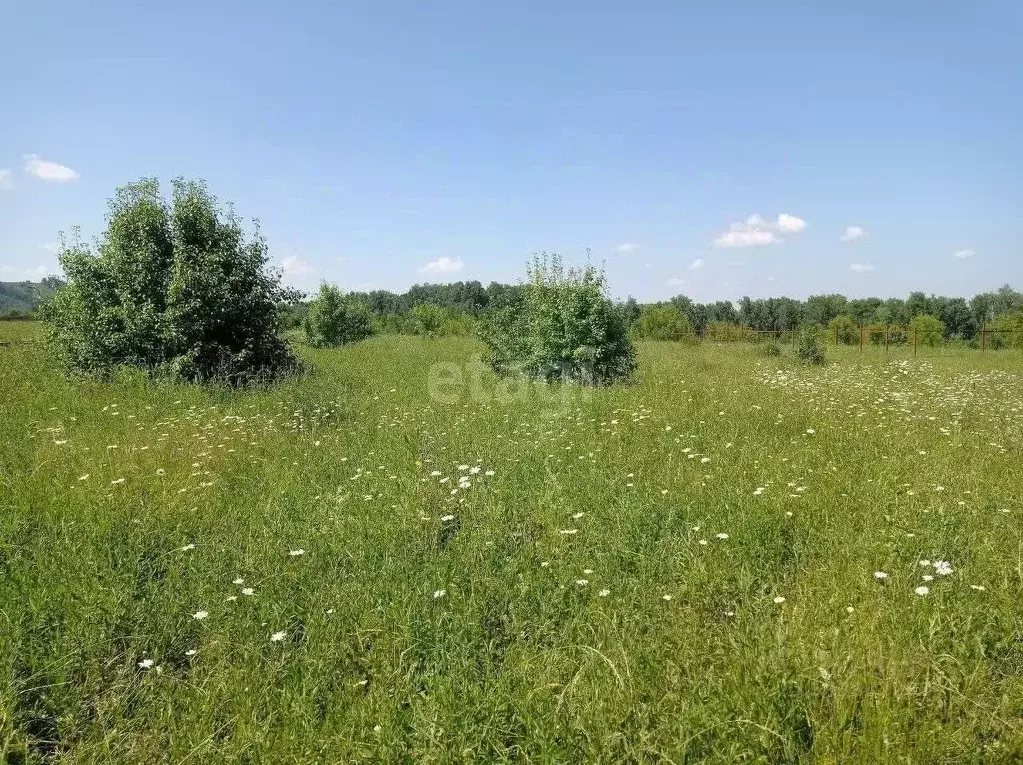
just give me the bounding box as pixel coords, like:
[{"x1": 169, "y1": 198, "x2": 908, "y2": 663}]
[
  {"x1": 5, "y1": 176, "x2": 1023, "y2": 761},
  {"x1": 2, "y1": 328, "x2": 1022, "y2": 761}
]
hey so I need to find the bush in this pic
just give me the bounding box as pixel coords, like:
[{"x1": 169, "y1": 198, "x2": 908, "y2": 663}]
[
  {"x1": 303, "y1": 283, "x2": 373, "y2": 347},
  {"x1": 794, "y1": 324, "x2": 827, "y2": 365},
  {"x1": 438, "y1": 312, "x2": 475, "y2": 337},
  {"x1": 908, "y1": 314, "x2": 945, "y2": 347},
  {"x1": 411, "y1": 304, "x2": 447, "y2": 337},
  {"x1": 761, "y1": 340, "x2": 782, "y2": 357},
  {"x1": 43, "y1": 178, "x2": 299, "y2": 385},
  {"x1": 631, "y1": 305, "x2": 693, "y2": 341},
  {"x1": 828, "y1": 314, "x2": 859, "y2": 345},
  {"x1": 479, "y1": 253, "x2": 636, "y2": 385}
]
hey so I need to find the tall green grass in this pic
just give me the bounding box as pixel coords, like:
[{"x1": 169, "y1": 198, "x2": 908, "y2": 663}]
[{"x1": 1, "y1": 336, "x2": 1021, "y2": 761}]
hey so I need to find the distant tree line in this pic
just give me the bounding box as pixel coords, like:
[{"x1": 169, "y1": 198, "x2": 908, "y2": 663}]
[
  {"x1": 0, "y1": 277, "x2": 64, "y2": 318},
  {"x1": 282, "y1": 281, "x2": 1023, "y2": 344}
]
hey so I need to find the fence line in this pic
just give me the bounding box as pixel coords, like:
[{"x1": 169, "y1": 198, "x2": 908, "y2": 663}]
[{"x1": 691, "y1": 325, "x2": 1022, "y2": 354}]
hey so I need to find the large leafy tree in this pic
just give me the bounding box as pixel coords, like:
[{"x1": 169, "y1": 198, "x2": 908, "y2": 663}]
[{"x1": 44, "y1": 178, "x2": 299, "y2": 384}]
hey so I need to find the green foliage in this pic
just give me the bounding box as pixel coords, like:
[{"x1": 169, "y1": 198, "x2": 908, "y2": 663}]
[
  {"x1": 761, "y1": 340, "x2": 782, "y2": 357},
  {"x1": 631, "y1": 305, "x2": 693, "y2": 341},
  {"x1": 411, "y1": 304, "x2": 448, "y2": 337},
  {"x1": 828, "y1": 314, "x2": 859, "y2": 345},
  {"x1": 479, "y1": 253, "x2": 636, "y2": 385},
  {"x1": 988, "y1": 311, "x2": 1023, "y2": 349},
  {"x1": 866, "y1": 324, "x2": 908, "y2": 346},
  {"x1": 303, "y1": 283, "x2": 373, "y2": 347},
  {"x1": 43, "y1": 178, "x2": 299, "y2": 385},
  {"x1": 705, "y1": 322, "x2": 759, "y2": 342},
  {"x1": 909, "y1": 314, "x2": 946, "y2": 347},
  {"x1": 794, "y1": 324, "x2": 827, "y2": 365}
]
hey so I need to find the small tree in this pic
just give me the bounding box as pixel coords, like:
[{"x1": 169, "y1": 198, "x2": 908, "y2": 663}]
[
  {"x1": 44, "y1": 178, "x2": 298, "y2": 384},
  {"x1": 303, "y1": 283, "x2": 373, "y2": 347},
  {"x1": 631, "y1": 305, "x2": 693, "y2": 341},
  {"x1": 828, "y1": 314, "x2": 859, "y2": 345},
  {"x1": 479, "y1": 253, "x2": 636, "y2": 385},
  {"x1": 794, "y1": 324, "x2": 827, "y2": 365},
  {"x1": 411, "y1": 304, "x2": 447, "y2": 337},
  {"x1": 909, "y1": 313, "x2": 945, "y2": 347}
]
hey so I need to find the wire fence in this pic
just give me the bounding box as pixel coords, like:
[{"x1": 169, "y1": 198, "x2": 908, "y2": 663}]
[
  {"x1": 2, "y1": 318, "x2": 1021, "y2": 355},
  {"x1": 693, "y1": 325, "x2": 1023, "y2": 355}
]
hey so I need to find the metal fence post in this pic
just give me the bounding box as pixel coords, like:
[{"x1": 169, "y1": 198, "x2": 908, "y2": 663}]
[
  {"x1": 914, "y1": 326, "x2": 918, "y2": 356},
  {"x1": 981, "y1": 324, "x2": 987, "y2": 352},
  {"x1": 885, "y1": 326, "x2": 889, "y2": 354},
  {"x1": 859, "y1": 326, "x2": 864, "y2": 351}
]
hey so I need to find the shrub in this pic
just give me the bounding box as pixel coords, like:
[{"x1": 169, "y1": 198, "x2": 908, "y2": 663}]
[
  {"x1": 43, "y1": 178, "x2": 299, "y2": 385},
  {"x1": 479, "y1": 253, "x2": 636, "y2": 385},
  {"x1": 794, "y1": 324, "x2": 827, "y2": 365},
  {"x1": 438, "y1": 312, "x2": 475, "y2": 337},
  {"x1": 761, "y1": 340, "x2": 782, "y2": 357},
  {"x1": 828, "y1": 314, "x2": 859, "y2": 345},
  {"x1": 303, "y1": 283, "x2": 374, "y2": 347},
  {"x1": 909, "y1": 314, "x2": 945, "y2": 347},
  {"x1": 411, "y1": 304, "x2": 447, "y2": 337},
  {"x1": 631, "y1": 305, "x2": 693, "y2": 341}
]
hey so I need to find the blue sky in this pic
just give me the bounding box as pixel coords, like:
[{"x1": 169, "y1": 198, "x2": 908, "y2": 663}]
[{"x1": 2, "y1": 1, "x2": 1021, "y2": 301}]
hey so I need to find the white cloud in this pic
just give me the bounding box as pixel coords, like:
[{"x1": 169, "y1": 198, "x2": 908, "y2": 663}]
[
  {"x1": 280, "y1": 255, "x2": 312, "y2": 276},
  {"x1": 849, "y1": 263, "x2": 874, "y2": 273},
  {"x1": 689, "y1": 257, "x2": 705, "y2": 270},
  {"x1": 713, "y1": 212, "x2": 807, "y2": 248},
  {"x1": 24, "y1": 154, "x2": 79, "y2": 182},
  {"x1": 714, "y1": 228, "x2": 780, "y2": 248},
  {"x1": 667, "y1": 277, "x2": 687, "y2": 287},
  {"x1": 41, "y1": 241, "x2": 61, "y2": 254},
  {"x1": 0, "y1": 169, "x2": 12, "y2": 190},
  {"x1": 418, "y1": 256, "x2": 464, "y2": 275},
  {"x1": 953, "y1": 249, "x2": 975, "y2": 259},
  {"x1": 776, "y1": 213, "x2": 807, "y2": 233},
  {"x1": 615, "y1": 242, "x2": 641, "y2": 254},
  {"x1": 841, "y1": 225, "x2": 868, "y2": 242}
]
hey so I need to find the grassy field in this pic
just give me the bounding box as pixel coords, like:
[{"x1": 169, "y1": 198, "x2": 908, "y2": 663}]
[{"x1": 2, "y1": 332, "x2": 1022, "y2": 762}]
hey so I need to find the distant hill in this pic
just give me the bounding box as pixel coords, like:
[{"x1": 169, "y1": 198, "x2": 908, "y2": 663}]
[{"x1": 0, "y1": 278, "x2": 63, "y2": 314}]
